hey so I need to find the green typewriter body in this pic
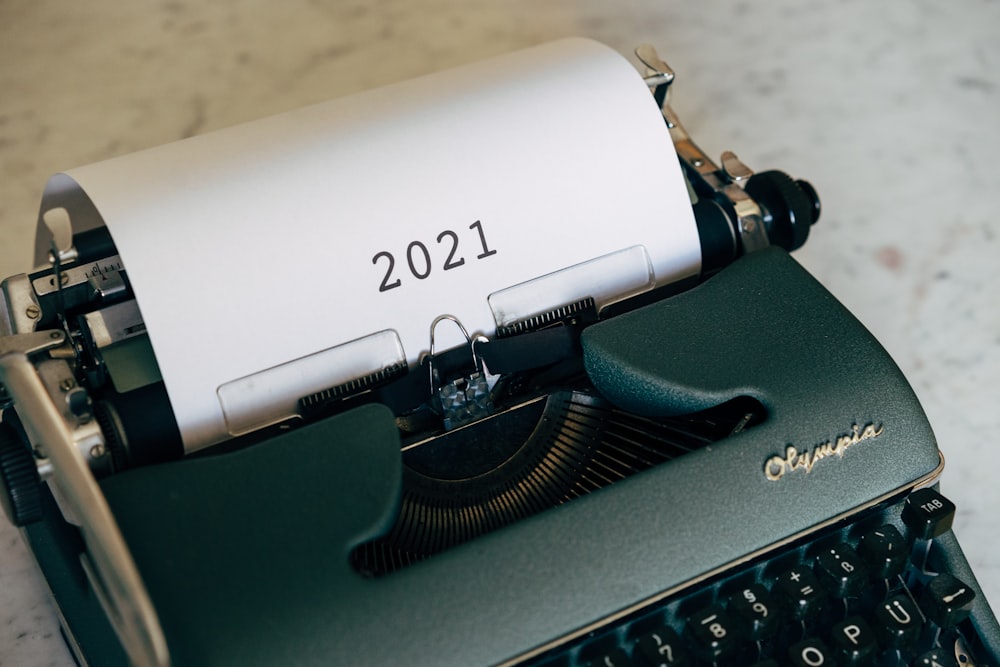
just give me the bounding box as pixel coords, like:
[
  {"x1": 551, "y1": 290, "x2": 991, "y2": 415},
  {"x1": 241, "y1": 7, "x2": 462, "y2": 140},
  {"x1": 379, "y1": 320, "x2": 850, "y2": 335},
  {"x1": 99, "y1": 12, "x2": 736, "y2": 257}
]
[{"x1": 0, "y1": 41, "x2": 996, "y2": 667}]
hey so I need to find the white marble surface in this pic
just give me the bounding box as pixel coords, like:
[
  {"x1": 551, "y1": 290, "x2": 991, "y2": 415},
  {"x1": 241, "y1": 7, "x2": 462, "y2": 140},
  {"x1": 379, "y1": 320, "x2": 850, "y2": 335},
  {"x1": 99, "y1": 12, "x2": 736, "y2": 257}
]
[{"x1": 0, "y1": 1, "x2": 997, "y2": 665}]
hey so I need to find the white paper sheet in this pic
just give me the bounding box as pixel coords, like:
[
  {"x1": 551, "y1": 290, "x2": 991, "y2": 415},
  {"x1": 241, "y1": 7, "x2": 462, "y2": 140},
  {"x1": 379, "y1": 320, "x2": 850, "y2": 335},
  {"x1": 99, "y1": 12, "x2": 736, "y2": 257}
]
[{"x1": 40, "y1": 38, "x2": 700, "y2": 452}]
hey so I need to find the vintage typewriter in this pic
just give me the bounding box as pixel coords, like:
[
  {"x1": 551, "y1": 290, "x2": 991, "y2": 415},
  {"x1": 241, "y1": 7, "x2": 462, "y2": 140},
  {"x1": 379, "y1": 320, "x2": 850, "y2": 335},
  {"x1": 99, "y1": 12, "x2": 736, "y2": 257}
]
[{"x1": 0, "y1": 39, "x2": 997, "y2": 667}]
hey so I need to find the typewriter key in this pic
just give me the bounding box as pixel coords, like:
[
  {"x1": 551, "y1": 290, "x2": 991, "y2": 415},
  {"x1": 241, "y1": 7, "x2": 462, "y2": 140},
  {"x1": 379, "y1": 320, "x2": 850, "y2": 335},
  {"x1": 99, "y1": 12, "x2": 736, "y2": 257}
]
[
  {"x1": 857, "y1": 524, "x2": 908, "y2": 580},
  {"x1": 814, "y1": 544, "x2": 869, "y2": 599},
  {"x1": 872, "y1": 594, "x2": 922, "y2": 649},
  {"x1": 902, "y1": 489, "x2": 956, "y2": 541}
]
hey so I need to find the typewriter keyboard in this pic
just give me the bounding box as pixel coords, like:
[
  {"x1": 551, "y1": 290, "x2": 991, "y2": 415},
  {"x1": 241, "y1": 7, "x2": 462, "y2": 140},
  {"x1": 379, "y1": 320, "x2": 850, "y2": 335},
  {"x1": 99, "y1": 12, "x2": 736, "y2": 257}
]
[{"x1": 530, "y1": 487, "x2": 996, "y2": 667}]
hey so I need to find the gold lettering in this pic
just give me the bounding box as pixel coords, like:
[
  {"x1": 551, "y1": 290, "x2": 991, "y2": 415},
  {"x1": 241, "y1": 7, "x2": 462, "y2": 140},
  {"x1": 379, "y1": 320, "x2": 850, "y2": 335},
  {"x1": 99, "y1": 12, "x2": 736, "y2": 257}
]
[
  {"x1": 763, "y1": 423, "x2": 884, "y2": 481},
  {"x1": 862, "y1": 423, "x2": 884, "y2": 439},
  {"x1": 764, "y1": 456, "x2": 787, "y2": 481}
]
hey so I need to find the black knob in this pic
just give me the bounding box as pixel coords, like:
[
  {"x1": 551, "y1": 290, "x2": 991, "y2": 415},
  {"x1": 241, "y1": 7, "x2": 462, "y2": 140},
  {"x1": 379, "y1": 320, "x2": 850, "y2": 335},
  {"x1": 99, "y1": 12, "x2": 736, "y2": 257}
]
[
  {"x1": 0, "y1": 420, "x2": 43, "y2": 527},
  {"x1": 743, "y1": 171, "x2": 820, "y2": 251},
  {"x1": 795, "y1": 179, "x2": 821, "y2": 224}
]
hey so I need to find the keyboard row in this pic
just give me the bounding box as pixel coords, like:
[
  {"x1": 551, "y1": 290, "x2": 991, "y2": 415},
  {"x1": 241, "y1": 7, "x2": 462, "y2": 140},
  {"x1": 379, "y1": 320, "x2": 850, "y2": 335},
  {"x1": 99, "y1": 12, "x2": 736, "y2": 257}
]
[{"x1": 532, "y1": 489, "x2": 988, "y2": 667}]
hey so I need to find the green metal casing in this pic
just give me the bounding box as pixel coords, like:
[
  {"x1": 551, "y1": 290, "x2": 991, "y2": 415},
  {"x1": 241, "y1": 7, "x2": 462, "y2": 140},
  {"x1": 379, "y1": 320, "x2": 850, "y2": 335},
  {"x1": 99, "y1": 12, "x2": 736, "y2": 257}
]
[{"x1": 26, "y1": 248, "x2": 976, "y2": 665}]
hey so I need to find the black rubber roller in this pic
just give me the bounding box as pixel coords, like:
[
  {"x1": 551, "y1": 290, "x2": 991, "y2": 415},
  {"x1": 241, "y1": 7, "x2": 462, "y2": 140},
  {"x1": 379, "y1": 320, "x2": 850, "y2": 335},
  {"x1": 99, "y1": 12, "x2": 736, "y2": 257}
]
[
  {"x1": 744, "y1": 171, "x2": 820, "y2": 251},
  {"x1": 693, "y1": 198, "x2": 739, "y2": 275},
  {"x1": 0, "y1": 420, "x2": 43, "y2": 527}
]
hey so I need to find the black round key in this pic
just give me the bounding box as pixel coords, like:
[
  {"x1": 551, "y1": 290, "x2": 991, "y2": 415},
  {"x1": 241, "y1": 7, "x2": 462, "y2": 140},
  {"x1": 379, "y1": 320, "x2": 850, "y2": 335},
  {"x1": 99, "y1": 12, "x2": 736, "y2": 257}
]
[
  {"x1": 814, "y1": 544, "x2": 868, "y2": 598},
  {"x1": 922, "y1": 573, "x2": 976, "y2": 628},
  {"x1": 728, "y1": 583, "x2": 780, "y2": 640},
  {"x1": 774, "y1": 567, "x2": 827, "y2": 621},
  {"x1": 902, "y1": 488, "x2": 956, "y2": 540},
  {"x1": 911, "y1": 647, "x2": 958, "y2": 666},
  {"x1": 829, "y1": 615, "x2": 878, "y2": 666},
  {"x1": 857, "y1": 524, "x2": 908, "y2": 579},
  {"x1": 788, "y1": 637, "x2": 835, "y2": 667},
  {"x1": 685, "y1": 605, "x2": 740, "y2": 662},
  {"x1": 634, "y1": 626, "x2": 690, "y2": 666},
  {"x1": 872, "y1": 594, "x2": 921, "y2": 649}
]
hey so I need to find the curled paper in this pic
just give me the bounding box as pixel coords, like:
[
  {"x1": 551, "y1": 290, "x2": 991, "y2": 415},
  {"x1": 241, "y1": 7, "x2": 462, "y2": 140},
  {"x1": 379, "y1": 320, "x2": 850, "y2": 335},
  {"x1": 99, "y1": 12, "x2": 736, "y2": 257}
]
[{"x1": 39, "y1": 38, "x2": 699, "y2": 452}]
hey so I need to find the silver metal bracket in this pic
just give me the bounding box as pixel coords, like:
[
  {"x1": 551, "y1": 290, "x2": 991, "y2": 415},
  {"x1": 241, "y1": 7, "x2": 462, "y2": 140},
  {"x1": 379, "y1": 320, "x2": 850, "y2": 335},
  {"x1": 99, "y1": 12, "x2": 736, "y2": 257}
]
[
  {"x1": 0, "y1": 329, "x2": 65, "y2": 358},
  {"x1": 0, "y1": 274, "x2": 43, "y2": 336}
]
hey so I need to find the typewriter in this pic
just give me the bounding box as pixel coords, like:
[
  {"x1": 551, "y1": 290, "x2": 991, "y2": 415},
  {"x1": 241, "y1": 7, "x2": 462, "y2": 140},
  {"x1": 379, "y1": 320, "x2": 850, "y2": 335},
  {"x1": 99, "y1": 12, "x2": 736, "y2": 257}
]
[{"x1": 0, "y1": 39, "x2": 997, "y2": 667}]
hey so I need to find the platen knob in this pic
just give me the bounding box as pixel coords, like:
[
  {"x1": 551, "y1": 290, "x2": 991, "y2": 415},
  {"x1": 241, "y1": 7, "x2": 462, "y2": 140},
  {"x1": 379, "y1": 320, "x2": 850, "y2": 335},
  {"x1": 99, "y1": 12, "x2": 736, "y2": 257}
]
[
  {"x1": 744, "y1": 171, "x2": 820, "y2": 251},
  {"x1": 0, "y1": 421, "x2": 43, "y2": 527}
]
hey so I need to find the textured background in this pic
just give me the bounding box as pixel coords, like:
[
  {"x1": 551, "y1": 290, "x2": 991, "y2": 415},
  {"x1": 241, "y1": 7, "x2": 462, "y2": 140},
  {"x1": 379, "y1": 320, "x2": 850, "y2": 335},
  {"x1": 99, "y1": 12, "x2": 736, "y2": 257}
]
[{"x1": 1, "y1": 1, "x2": 998, "y2": 665}]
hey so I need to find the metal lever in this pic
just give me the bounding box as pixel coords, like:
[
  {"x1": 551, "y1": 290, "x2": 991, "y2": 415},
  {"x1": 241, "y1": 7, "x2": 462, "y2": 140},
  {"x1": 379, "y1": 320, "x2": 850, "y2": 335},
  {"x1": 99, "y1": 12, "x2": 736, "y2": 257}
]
[
  {"x1": 634, "y1": 45, "x2": 770, "y2": 254},
  {"x1": 635, "y1": 44, "x2": 675, "y2": 109}
]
